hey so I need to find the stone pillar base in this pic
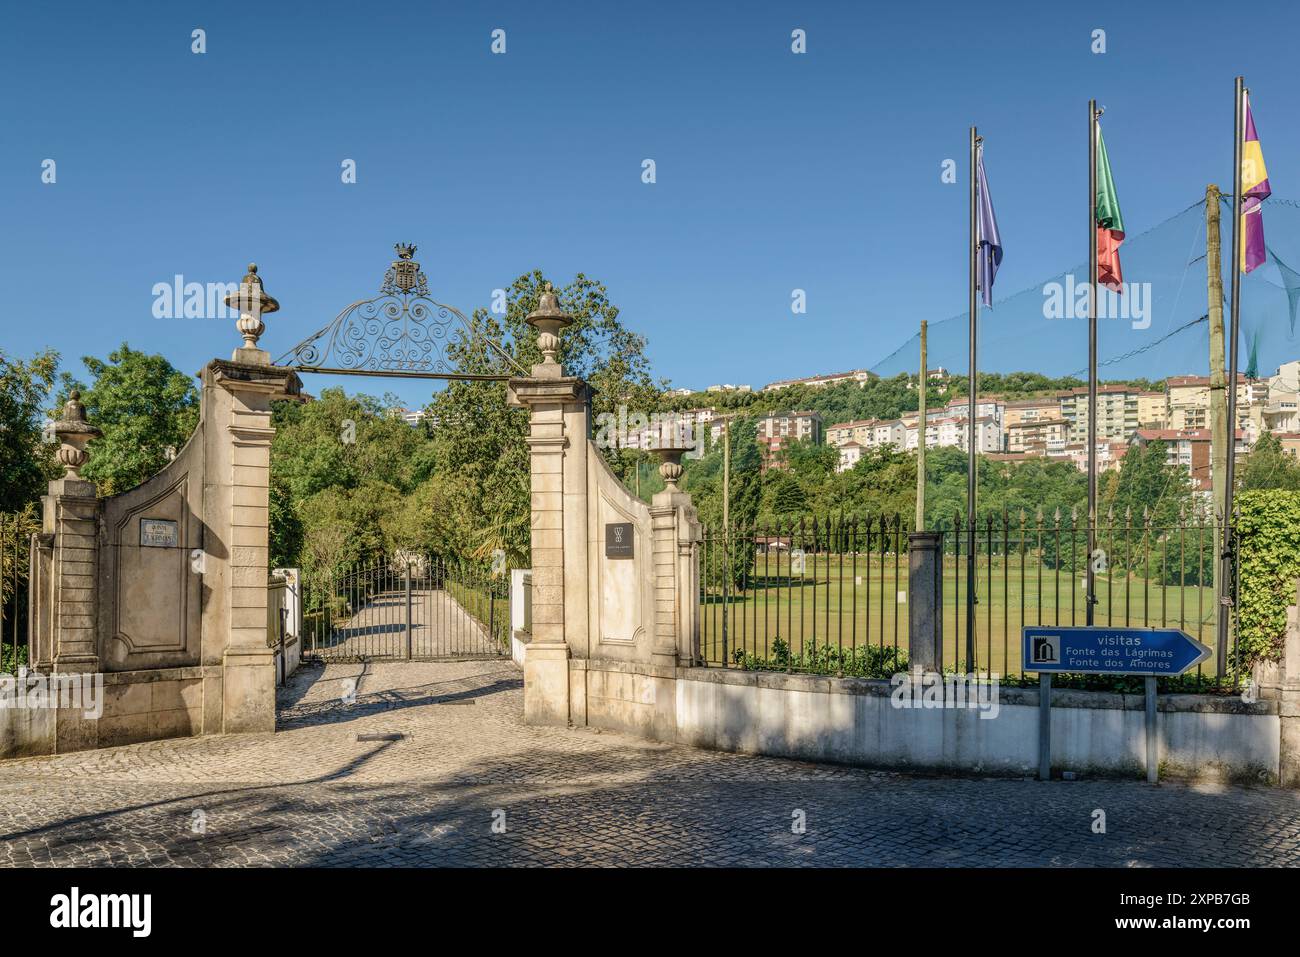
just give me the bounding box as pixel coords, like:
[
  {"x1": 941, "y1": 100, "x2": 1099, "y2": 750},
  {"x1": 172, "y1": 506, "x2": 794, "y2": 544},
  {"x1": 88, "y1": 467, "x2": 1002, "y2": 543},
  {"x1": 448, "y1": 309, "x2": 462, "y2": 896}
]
[
  {"x1": 222, "y1": 648, "x2": 275, "y2": 732},
  {"x1": 1281, "y1": 704, "x2": 1300, "y2": 789},
  {"x1": 908, "y1": 532, "x2": 943, "y2": 672},
  {"x1": 55, "y1": 706, "x2": 99, "y2": 754},
  {"x1": 524, "y1": 641, "x2": 570, "y2": 727}
]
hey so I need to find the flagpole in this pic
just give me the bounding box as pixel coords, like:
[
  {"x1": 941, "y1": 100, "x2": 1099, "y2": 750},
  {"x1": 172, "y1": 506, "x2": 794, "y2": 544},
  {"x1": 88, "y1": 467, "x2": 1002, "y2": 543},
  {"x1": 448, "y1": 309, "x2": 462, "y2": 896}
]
[
  {"x1": 916, "y1": 319, "x2": 927, "y2": 532},
  {"x1": 1220, "y1": 75, "x2": 1246, "y2": 678},
  {"x1": 966, "y1": 125, "x2": 978, "y2": 674},
  {"x1": 1087, "y1": 100, "x2": 1100, "y2": 628}
]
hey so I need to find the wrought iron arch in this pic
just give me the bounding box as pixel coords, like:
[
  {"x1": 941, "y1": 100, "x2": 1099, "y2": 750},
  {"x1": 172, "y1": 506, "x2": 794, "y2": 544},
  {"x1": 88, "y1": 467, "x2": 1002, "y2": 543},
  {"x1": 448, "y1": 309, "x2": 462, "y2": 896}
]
[{"x1": 276, "y1": 244, "x2": 526, "y2": 380}]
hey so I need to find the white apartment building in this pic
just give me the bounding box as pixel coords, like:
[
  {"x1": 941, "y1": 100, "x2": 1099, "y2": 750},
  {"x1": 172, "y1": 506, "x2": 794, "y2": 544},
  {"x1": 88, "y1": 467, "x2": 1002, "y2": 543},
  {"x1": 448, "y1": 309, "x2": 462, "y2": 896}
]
[
  {"x1": 1002, "y1": 398, "x2": 1060, "y2": 431},
  {"x1": 1058, "y1": 386, "x2": 1139, "y2": 443},
  {"x1": 1006, "y1": 418, "x2": 1069, "y2": 453},
  {"x1": 1166, "y1": 375, "x2": 1255, "y2": 432},
  {"x1": 1264, "y1": 360, "x2": 1300, "y2": 433},
  {"x1": 904, "y1": 415, "x2": 1000, "y2": 453},
  {"x1": 871, "y1": 420, "x2": 906, "y2": 449},
  {"x1": 763, "y1": 369, "x2": 877, "y2": 392},
  {"x1": 826, "y1": 418, "x2": 878, "y2": 447},
  {"x1": 836, "y1": 441, "x2": 864, "y2": 472}
]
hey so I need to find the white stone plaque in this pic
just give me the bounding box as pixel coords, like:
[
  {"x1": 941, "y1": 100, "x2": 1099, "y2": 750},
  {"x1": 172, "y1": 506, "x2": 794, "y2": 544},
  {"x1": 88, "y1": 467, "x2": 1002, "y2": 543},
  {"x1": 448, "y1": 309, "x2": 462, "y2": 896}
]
[{"x1": 140, "y1": 518, "x2": 179, "y2": 548}]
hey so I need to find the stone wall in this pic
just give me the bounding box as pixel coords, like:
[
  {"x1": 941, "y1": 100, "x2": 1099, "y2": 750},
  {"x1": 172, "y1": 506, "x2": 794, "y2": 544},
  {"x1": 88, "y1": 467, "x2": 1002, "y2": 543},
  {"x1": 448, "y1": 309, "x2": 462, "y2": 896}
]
[
  {"x1": 676, "y1": 669, "x2": 1281, "y2": 784},
  {"x1": 8, "y1": 354, "x2": 301, "y2": 758},
  {"x1": 506, "y1": 355, "x2": 1298, "y2": 786},
  {"x1": 508, "y1": 362, "x2": 701, "y2": 742}
]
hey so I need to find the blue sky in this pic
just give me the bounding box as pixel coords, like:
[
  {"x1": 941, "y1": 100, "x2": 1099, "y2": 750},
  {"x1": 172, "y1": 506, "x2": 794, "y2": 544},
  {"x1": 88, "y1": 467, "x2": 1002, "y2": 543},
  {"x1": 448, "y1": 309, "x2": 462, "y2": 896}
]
[{"x1": 3, "y1": 0, "x2": 1299, "y2": 407}]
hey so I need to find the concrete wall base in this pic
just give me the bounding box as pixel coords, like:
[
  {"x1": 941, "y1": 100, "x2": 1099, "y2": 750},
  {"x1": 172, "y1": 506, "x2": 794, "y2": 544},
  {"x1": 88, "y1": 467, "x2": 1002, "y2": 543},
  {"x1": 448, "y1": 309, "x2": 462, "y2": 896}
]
[
  {"x1": 524, "y1": 641, "x2": 571, "y2": 727},
  {"x1": 220, "y1": 650, "x2": 276, "y2": 733},
  {"x1": 545, "y1": 658, "x2": 1288, "y2": 786},
  {"x1": 0, "y1": 665, "x2": 222, "y2": 758}
]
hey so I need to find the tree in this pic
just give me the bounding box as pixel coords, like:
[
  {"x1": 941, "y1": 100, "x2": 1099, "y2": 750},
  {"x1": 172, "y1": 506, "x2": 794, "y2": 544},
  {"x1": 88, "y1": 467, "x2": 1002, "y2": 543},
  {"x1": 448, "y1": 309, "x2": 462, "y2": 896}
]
[
  {"x1": 769, "y1": 471, "x2": 808, "y2": 519},
  {"x1": 270, "y1": 387, "x2": 431, "y2": 568},
  {"x1": 425, "y1": 270, "x2": 660, "y2": 569},
  {"x1": 1105, "y1": 438, "x2": 1192, "y2": 529},
  {"x1": 1238, "y1": 432, "x2": 1300, "y2": 492},
  {"x1": 692, "y1": 418, "x2": 762, "y2": 589},
  {"x1": 0, "y1": 349, "x2": 60, "y2": 512},
  {"x1": 781, "y1": 439, "x2": 838, "y2": 485},
  {"x1": 271, "y1": 389, "x2": 426, "y2": 502},
  {"x1": 843, "y1": 446, "x2": 919, "y2": 520},
  {"x1": 57, "y1": 344, "x2": 199, "y2": 496}
]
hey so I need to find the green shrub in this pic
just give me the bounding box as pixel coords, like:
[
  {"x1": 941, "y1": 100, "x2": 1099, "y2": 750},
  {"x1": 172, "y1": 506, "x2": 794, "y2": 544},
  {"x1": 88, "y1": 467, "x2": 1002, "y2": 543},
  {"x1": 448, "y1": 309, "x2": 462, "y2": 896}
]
[
  {"x1": 0, "y1": 644, "x2": 28, "y2": 673},
  {"x1": 1234, "y1": 490, "x2": 1300, "y2": 668},
  {"x1": 732, "y1": 636, "x2": 907, "y2": 678}
]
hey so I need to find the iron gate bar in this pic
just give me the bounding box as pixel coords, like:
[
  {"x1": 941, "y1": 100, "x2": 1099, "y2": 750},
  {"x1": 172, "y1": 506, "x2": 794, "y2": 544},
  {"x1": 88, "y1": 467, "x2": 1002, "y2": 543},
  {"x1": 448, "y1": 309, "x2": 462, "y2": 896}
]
[
  {"x1": 275, "y1": 243, "x2": 527, "y2": 380},
  {"x1": 287, "y1": 367, "x2": 511, "y2": 381}
]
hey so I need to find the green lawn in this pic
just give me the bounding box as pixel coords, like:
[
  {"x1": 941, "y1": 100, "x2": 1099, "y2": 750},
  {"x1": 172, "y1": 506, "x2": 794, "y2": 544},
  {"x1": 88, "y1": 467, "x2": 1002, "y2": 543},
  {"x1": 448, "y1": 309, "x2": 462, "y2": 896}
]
[{"x1": 700, "y1": 553, "x2": 1222, "y2": 679}]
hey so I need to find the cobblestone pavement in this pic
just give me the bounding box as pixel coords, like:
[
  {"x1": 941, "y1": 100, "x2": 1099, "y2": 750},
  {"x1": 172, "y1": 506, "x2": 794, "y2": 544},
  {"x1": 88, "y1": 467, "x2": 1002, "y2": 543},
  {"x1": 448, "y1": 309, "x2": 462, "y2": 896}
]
[{"x1": 0, "y1": 660, "x2": 1297, "y2": 866}]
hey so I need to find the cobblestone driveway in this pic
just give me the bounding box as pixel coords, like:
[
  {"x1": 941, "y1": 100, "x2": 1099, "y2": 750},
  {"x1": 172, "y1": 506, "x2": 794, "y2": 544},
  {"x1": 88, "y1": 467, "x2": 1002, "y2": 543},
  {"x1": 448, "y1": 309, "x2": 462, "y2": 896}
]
[{"x1": 0, "y1": 660, "x2": 1296, "y2": 867}]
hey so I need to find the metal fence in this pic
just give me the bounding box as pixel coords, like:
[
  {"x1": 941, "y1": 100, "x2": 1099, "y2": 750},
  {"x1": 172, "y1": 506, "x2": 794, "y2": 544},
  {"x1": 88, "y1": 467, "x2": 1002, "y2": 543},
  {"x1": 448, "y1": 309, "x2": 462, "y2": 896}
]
[
  {"x1": 931, "y1": 509, "x2": 1235, "y2": 687},
  {"x1": 300, "y1": 553, "x2": 512, "y2": 662},
  {"x1": 700, "y1": 510, "x2": 1237, "y2": 687},
  {"x1": 700, "y1": 515, "x2": 911, "y2": 677},
  {"x1": 0, "y1": 511, "x2": 36, "y2": 673}
]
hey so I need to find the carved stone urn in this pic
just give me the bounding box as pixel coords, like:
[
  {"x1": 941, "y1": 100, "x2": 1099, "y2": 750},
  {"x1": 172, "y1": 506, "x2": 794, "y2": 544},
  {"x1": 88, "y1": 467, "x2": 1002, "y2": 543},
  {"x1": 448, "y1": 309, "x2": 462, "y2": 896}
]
[
  {"x1": 524, "y1": 282, "x2": 573, "y2": 371},
  {"x1": 51, "y1": 390, "x2": 101, "y2": 479}
]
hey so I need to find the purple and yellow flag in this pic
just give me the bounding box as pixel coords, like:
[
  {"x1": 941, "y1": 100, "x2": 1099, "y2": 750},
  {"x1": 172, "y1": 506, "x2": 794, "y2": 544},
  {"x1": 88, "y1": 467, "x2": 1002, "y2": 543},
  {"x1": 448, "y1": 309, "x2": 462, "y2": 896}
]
[{"x1": 1241, "y1": 92, "x2": 1271, "y2": 274}]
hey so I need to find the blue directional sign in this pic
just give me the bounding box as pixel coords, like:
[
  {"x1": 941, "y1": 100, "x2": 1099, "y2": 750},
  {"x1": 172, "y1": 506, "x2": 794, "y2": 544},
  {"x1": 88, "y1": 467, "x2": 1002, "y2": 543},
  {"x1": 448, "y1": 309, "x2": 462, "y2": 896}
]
[{"x1": 1022, "y1": 626, "x2": 1212, "y2": 676}]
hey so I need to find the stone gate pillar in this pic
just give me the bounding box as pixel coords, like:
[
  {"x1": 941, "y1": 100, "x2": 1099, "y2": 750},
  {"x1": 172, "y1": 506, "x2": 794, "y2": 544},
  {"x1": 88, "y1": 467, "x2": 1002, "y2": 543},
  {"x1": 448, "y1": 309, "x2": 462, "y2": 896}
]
[
  {"x1": 649, "y1": 447, "x2": 703, "y2": 668},
  {"x1": 206, "y1": 264, "x2": 299, "y2": 732},
  {"x1": 507, "y1": 284, "x2": 590, "y2": 727},
  {"x1": 506, "y1": 284, "x2": 704, "y2": 736},
  {"x1": 1262, "y1": 579, "x2": 1300, "y2": 787},
  {"x1": 14, "y1": 262, "x2": 299, "y2": 758},
  {"x1": 46, "y1": 392, "x2": 102, "y2": 676}
]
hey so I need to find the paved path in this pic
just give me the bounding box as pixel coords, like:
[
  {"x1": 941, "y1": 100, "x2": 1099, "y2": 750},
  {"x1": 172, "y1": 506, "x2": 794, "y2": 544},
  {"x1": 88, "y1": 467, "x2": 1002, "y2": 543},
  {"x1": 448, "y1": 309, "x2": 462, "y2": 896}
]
[
  {"x1": 0, "y1": 660, "x2": 1296, "y2": 866},
  {"x1": 313, "y1": 587, "x2": 502, "y2": 660}
]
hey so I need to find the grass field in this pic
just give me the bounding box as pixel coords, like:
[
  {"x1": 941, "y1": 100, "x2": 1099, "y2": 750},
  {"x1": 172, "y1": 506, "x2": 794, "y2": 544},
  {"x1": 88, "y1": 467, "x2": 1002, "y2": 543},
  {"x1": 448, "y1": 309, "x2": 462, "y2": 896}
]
[{"x1": 700, "y1": 553, "x2": 1222, "y2": 680}]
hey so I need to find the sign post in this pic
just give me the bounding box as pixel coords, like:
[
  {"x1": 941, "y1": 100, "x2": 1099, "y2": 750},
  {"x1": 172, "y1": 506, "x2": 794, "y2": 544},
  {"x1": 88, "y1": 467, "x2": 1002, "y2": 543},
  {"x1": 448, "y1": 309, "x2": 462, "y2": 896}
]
[{"x1": 1022, "y1": 626, "x2": 1212, "y2": 784}]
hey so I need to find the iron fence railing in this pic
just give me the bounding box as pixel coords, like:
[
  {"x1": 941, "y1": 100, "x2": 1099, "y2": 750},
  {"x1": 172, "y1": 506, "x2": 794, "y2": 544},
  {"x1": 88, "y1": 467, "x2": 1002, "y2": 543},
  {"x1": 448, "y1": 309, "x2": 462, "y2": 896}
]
[
  {"x1": 700, "y1": 510, "x2": 1239, "y2": 688},
  {"x1": 932, "y1": 510, "x2": 1238, "y2": 688},
  {"x1": 700, "y1": 515, "x2": 911, "y2": 678},
  {"x1": 300, "y1": 553, "x2": 512, "y2": 662},
  {"x1": 0, "y1": 510, "x2": 36, "y2": 673}
]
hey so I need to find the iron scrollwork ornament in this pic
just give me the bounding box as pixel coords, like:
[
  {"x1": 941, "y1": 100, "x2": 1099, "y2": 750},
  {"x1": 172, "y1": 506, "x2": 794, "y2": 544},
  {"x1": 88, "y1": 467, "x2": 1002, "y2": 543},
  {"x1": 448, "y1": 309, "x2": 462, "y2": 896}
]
[{"x1": 278, "y1": 244, "x2": 517, "y2": 376}]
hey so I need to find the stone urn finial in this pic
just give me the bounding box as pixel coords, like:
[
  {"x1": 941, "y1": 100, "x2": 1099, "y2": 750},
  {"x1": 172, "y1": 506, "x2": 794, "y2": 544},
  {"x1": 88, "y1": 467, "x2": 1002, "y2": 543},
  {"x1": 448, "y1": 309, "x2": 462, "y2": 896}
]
[
  {"x1": 649, "y1": 415, "x2": 695, "y2": 494},
  {"x1": 224, "y1": 262, "x2": 280, "y2": 354},
  {"x1": 52, "y1": 390, "x2": 102, "y2": 479},
  {"x1": 524, "y1": 282, "x2": 573, "y2": 371}
]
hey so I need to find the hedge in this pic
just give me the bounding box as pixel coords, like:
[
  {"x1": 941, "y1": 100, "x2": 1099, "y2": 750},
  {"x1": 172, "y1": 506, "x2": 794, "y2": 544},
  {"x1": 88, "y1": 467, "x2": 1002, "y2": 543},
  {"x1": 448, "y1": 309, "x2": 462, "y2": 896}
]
[{"x1": 1234, "y1": 490, "x2": 1300, "y2": 668}]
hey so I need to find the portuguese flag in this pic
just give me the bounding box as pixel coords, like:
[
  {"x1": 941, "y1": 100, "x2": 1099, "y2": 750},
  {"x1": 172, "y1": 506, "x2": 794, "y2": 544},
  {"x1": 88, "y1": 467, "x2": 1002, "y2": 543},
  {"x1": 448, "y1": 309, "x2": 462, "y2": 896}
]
[{"x1": 1095, "y1": 125, "x2": 1125, "y2": 291}]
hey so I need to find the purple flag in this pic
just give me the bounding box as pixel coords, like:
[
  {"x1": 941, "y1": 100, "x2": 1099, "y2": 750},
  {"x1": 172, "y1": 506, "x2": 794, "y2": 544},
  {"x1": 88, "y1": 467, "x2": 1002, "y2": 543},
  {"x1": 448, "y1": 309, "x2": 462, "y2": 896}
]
[
  {"x1": 1240, "y1": 92, "x2": 1270, "y2": 274},
  {"x1": 976, "y1": 144, "x2": 1003, "y2": 307}
]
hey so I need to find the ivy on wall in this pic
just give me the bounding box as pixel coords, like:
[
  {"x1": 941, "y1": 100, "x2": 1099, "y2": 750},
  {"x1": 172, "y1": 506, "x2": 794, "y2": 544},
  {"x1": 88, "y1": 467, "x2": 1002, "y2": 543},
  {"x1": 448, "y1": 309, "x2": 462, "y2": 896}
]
[{"x1": 1234, "y1": 490, "x2": 1300, "y2": 668}]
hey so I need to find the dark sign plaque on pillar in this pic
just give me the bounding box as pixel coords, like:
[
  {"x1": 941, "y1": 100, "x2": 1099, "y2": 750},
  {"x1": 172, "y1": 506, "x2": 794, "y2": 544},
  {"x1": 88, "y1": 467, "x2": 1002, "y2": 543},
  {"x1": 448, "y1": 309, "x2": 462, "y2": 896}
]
[{"x1": 605, "y1": 522, "x2": 634, "y2": 559}]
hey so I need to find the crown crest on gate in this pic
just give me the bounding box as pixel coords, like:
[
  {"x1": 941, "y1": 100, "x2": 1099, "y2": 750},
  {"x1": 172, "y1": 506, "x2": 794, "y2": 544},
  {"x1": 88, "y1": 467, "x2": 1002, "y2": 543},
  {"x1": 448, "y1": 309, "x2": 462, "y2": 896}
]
[{"x1": 382, "y1": 242, "x2": 428, "y2": 296}]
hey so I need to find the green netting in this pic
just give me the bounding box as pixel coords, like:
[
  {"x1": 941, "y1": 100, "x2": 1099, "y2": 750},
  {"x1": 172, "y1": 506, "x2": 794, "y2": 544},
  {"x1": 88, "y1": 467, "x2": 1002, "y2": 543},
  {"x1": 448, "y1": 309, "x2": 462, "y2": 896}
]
[{"x1": 870, "y1": 196, "x2": 1300, "y2": 382}]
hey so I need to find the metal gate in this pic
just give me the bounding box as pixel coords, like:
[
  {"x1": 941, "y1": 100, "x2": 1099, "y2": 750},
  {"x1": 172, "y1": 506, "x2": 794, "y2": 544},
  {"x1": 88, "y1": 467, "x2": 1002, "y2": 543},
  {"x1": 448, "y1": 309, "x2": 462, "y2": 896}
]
[{"x1": 301, "y1": 554, "x2": 511, "y2": 662}]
